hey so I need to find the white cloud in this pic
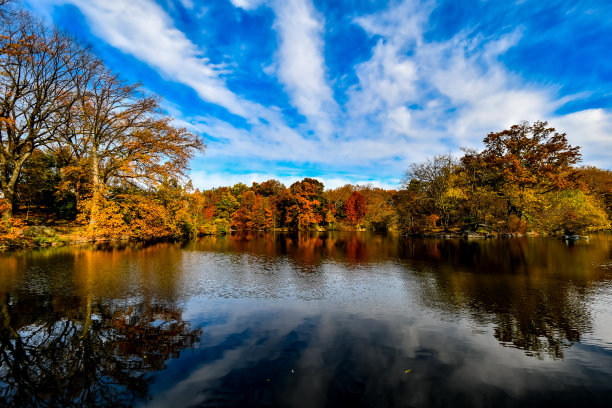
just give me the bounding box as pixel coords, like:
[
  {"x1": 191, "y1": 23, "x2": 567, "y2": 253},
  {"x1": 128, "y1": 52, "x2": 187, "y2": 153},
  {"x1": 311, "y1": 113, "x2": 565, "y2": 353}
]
[
  {"x1": 178, "y1": 114, "x2": 415, "y2": 171},
  {"x1": 229, "y1": 0, "x2": 266, "y2": 10},
  {"x1": 552, "y1": 109, "x2": 612, "y2": 169},
  {"x1": 346, "y1": 0, "x2": 610, "y2": 168},
  {"x1": 271, "y1": 0, "x2": 338, "y2": 136},
  {"x1": 354, "y1": 0, "x2": 429, "y2": 45},
  {"x1": 33, "y1": 0, "x2": 273, "y2": 123},
  {"x1": 387, "y1": 106, "x2": 412, "y2": 134},
  {"x1": 420, "y1": 31, "x2": 560, "y2": 143},
  {"x1": 27, "y1": 0, "x2": 612, "y2": 185},
  {"x1": 177, "y1": 0, "x2": 194, "y2": 9},
  {"x1": 348, "y1": 40, "x2": 418, "y2": 118}
]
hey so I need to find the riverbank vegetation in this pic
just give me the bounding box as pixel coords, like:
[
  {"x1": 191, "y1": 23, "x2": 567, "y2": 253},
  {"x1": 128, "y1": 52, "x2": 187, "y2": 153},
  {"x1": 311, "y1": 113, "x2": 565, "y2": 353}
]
[
  {"x1": 1, "y1": 5, "x2": 204, "y2": 248},
  {"x1": 1, "y1": 2, "x2": 610, "y2": 250},
  {"x1": 2, "y1": 128, "x2": 610, "y2": 250}
]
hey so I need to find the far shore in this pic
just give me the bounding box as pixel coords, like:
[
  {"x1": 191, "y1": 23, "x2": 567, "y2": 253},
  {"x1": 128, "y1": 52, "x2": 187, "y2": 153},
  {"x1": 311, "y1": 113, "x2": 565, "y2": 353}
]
[{"x1": 1, "y1": 220, "x2": 603, "y2": 252}]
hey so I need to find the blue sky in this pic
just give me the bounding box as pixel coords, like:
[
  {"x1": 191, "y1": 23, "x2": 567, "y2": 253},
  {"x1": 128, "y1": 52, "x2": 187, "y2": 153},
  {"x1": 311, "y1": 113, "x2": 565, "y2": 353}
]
[{"x1": 25, "y1": 0, "x2": 612, "y2": 189}]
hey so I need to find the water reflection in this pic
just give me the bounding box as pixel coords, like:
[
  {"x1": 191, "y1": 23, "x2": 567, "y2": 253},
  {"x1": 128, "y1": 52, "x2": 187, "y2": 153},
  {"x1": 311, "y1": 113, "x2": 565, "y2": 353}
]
[
  {"x1": 396, "y1": 237, "x2": 608, "y2": 359},
  {"x1": 0, "y1": 232, "x2": 611, "y2": 406},
  {"x1": 187, "y1": 232, "x2": 611, "y2": 358},
  {"x1": 0, "y1": 291, "x2": 200, "y2": 407}
]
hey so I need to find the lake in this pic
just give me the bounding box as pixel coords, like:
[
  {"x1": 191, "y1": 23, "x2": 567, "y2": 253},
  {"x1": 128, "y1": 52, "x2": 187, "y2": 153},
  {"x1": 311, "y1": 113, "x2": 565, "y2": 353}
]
[{"x1": 1, "y1": 232, "x2": 612, "y2": 407}]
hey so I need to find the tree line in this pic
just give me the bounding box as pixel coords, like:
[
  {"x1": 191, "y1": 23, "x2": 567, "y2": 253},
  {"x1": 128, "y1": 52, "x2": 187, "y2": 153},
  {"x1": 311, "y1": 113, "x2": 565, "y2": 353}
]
[
  {"x1": 1, "y1": 2, "x2": 610, "y2": 248},
  {"x1": 172, "y1": 122, "x2": 611, "y2": 238},
  {"x1": 396, "y1": 121, "x2": 611, "y2": 235}
]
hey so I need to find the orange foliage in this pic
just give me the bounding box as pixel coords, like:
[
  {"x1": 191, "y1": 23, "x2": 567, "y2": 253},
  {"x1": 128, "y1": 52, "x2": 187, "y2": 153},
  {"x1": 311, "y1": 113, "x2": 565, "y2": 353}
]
[
  {"x1": 428, "y1": 214, "x2": 440, "y2": 228},
  {"x1": 477, "y1": 121, "x2": 580, "y2": 192},
  {"x1": 232, "y1": 190, "x2": 260, "y2": 230},
  {"x1": 0, "y1": 199, "x2": 27, "y2": 246},
  {"x1": 285, "y1": 180, "x2": 323, "y2": 230}
]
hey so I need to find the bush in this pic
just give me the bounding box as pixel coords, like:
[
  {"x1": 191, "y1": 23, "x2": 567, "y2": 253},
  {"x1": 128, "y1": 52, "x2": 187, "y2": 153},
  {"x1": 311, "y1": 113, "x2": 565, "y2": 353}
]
[
  {"x1": 535, "y1": 190, "x2": 610, "y2": 234},
  {"x1": 179, "y1": 218, "x2": 195, "y2": 239},
  {"x1": 197, "y1": 222, "x2": 217, "y2": 236},
  {"x1": 505, "y1": 215, "x2": 528, "y2": 234},
  {"x1": 214, "y1": 218, "x2": 230, "y2": 235}
]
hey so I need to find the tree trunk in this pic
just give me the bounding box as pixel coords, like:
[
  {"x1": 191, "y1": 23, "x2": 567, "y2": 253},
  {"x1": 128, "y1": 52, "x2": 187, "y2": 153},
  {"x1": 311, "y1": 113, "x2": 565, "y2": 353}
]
[
  {"x1": 1, "y1": 187, "x2": 13, "y2": 221},
  {"x1": 75, "y1": 179, "x2": 82, "y2": 217},
  {"x1": 1, "y1": 153, "x2": 29, "y2": 221},
  {"x1": 89, "y1": 147, "x2": 100, "y2": 228},
  {"x1": 82, "y1": 292, "x2": 93, "y2": 339}
]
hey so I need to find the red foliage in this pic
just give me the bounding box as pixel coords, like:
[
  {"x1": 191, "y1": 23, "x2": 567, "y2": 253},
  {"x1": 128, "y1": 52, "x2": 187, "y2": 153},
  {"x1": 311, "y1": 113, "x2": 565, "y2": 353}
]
[{"x1": 344, "y1": 192, "x2": 367, "y2": 225}]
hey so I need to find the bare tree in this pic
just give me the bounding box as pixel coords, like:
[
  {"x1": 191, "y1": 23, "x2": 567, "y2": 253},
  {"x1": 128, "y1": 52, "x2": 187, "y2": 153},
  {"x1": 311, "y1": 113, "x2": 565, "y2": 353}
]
[
  {"x1": 0, "y1": 12, "x2": 87, "y2": 219},
  {"x1": 54, "y1": 63, "x2": 204, "y2": 228},
  {"x1": 0, "y1": 0, "x2": 14, "y2": 14}
]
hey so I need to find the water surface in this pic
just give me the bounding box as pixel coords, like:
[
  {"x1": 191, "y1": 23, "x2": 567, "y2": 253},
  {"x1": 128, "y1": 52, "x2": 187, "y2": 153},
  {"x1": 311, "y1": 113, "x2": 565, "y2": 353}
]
[{"x1": 1, "y1": 232, "x2": 612, "y2": 407}]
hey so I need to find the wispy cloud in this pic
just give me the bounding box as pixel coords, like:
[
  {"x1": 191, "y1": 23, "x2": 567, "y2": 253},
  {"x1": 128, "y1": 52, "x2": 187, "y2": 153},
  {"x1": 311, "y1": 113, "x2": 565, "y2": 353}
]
[
  {"x1": 228, "y1": 0, "x2": 266, "y2": 11},
  {"x1": 347, "y1": 0, "x2": 610, "y2": 165},
  {"x1": 34, "y1": 0, "x2": 271, "y2": 122},
  {"x1": 271, "y1": 0, "x2": 338, "y2": 136}
]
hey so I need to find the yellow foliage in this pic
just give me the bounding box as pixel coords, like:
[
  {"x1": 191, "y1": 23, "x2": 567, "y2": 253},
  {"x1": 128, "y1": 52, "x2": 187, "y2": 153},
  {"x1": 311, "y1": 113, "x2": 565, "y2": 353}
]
[
  {"x1": 80, "y1": 195, "x2": 128, "y2": 240},
  {"x1": 0, "y1": 200, "x2": 29, "y2": 247},
  {"x1": 535, "y1": 190, "x2": 610, "y2": 233},
  {"x1": 121, "y1": 194, "x2": 179, "y2": 240}
]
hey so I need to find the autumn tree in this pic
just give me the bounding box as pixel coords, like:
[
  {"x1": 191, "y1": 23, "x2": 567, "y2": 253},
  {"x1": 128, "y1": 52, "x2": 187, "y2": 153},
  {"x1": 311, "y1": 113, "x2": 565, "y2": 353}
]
[
  {"x1": 325, "y1": 206, "x2": 337, "y2": 230},
  {"x1": 275, "y1": 188, "x2": 293, "y2": 229},
  {"x1": 0, "y1": 12, "x2": 88, "y2": 219},
  {"x1": 480, "y1": 121, "x2": 580, "y2": 190},
  {"x1": 214, "y1": 189, "x2": 239, "y2": 220},
  {"x1": 232, "y1": 190, "x2": 261, "y2": 230},
  {"x1": 359, "y1": 185, "x2": 396, "y2": 230},
  {"x1": 230, "y1": 183, "x2": 249, "y2": 200},
  {"x1": 457, "y1": 148, "x2": 506, "y2": 226},
  {"x1": 393, "y1": 180, "x2": 433, "y2": 233},
  {"x1": 263, "y1": 197, "x2": 276, "y2": 229},
  {"x1": 470, "y1": 121, "x2": 581, "y2": 219},
  {"x1": 534, "y1": 190, "x2": 609, "y2": 234},
  {"x1": 576, "y1": 166, "x2": 612, "y2": 219},
  {"x1": 284, "y1": 178, "x2": 325, "y2": 230},
  {"x1": 253, "y1": 179, "x2": 285, "y2": 197},
  {"x1": 324, "y1": 184, "x2": 354, "y2": 220},
  {"x1": 56, "y1": 64, "x2": 204, "y2": 231},
  {"x1": 344, "y1": 191, "x2": 367, "y2": 226},
  {"x1": 402, "y1": 155, "x2": 465, "y2": 230},
  {"x1": 14, "y1": 149, "x2": 67, "y2": 220}
]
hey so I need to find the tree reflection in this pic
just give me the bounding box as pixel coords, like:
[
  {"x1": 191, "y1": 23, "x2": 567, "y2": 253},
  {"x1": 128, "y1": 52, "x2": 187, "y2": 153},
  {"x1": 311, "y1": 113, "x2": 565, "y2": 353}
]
[
  {"x1": 192, "y1": 231, "x2": 401, "y2": 267},
  {"x1": 189, "y1": 232, "x2": 610, "y2": 359},
  {"x1": 0, "y1": 292, "x2": 201, "y2": 407},
  {"x1": 399, "y1": 238, "x2": 603, "y2": 359}
]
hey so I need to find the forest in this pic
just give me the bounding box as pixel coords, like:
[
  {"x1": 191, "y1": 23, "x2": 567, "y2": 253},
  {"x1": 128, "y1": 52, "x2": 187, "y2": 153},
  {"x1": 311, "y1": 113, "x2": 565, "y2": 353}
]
[{"x1": 1, "y1": 4, "x2": 611, "y2": 249}]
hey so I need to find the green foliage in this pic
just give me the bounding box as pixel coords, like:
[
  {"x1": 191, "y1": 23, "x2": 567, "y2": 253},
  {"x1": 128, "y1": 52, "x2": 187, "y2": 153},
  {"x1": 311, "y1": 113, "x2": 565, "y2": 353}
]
[
  {"x1": 395, "y1": 122, "x2": 608, "y2": 235},
  {"x1": 215, "y1": 192, "x2": 240, "y2": 220},
  {"x1": 214, "y1": 218, "x2": 230, "y2": 235},
  {"x1": 179, "y1": 218, "x2": 196, "y2": 239}
]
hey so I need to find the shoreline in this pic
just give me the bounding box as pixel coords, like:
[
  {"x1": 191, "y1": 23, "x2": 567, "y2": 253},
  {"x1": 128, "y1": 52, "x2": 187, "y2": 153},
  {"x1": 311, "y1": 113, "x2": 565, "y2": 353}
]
[{"x1": 1, "y1": 224, "x2": 604, "y2": 252}]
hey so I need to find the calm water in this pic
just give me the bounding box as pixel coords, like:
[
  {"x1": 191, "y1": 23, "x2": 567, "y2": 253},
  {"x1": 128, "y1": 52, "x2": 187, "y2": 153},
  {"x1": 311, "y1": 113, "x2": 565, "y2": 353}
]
[{"x1": 1, "y1": 232, "x2": 612, "y2": 407}]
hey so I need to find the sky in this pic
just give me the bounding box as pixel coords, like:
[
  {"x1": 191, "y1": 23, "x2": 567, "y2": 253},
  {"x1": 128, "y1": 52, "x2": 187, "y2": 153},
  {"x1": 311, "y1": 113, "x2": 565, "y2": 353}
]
[{"x1": 23, "y1": 0, "x2": 612, "y2": 190}]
